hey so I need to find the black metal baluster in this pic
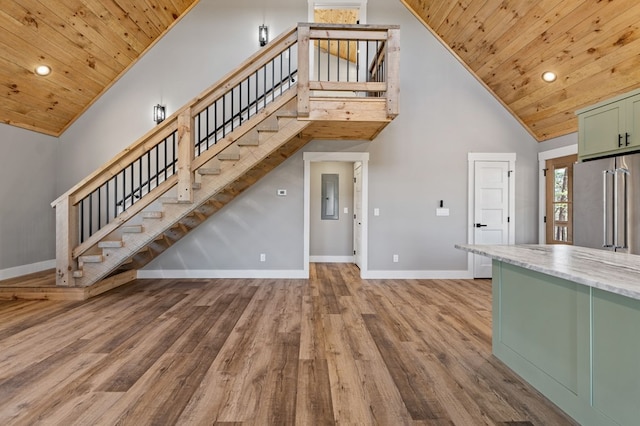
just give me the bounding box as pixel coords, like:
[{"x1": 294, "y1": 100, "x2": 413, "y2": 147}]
[
  {"x1": 155, "y1": 145, "x2": 159, "y2": 187},
  {"x1": 106, "y1": 180, "x2": 110, "y2": 224},
  {"x1": 163, "y1": 138, "x2": 168, "y2": 180},
  {"x1": 129, "y1": 164, "x2": 134, "y2": 208},
  {"x1": 172, "y1": 133, "x2": 177, "y2": 175},
  {"x1": 88, "y1": 193, "x2": 93, "y2": 237},
  {"x1": 97, "y1": 187, "x2": 102, "y2": 230},
  {"x1": 122, "y1": 169, "x2": 126, "y2": 212},
  {"x1": 80, "y1": 199, "x2": 85, "y2": 243},
  {"x1": 147, "y1": 149, "x2": 151, "y2": 194}
]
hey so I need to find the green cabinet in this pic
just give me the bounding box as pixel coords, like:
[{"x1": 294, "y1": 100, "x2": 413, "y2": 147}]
[
  {"x1": 493, "y1": 261, "x2": 640, "y2": 426},
  {"x1": 577, "y1": 89, "x2": 640, "y2": 160}
]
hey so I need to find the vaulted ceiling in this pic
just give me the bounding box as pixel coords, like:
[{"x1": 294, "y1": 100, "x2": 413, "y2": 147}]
[
  {"x1": 401, "y1": 0, "x2": 640, "y2": 141},
  {"x1": 2, "y1": 1, "x2": 640, "y2": 140},
  {"x1": 0, "y1": 0, "x2": 198, "y2": 136}
]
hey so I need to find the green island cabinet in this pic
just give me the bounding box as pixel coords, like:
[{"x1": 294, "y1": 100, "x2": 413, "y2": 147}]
[
  {"x1": 456, "y1": 244, "x2": 640, "y2": 426},
  {"x1": 577, "y1": 88, "x2": 640, "y2": 160}
]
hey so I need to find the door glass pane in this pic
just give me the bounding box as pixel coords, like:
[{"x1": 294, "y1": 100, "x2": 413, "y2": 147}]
[
  {"x1": 554, "y1": 167, "x2": 568, "y2": 202},
  {"x1": 554, "y1": 203, "x2": 568, "y2": 221}
]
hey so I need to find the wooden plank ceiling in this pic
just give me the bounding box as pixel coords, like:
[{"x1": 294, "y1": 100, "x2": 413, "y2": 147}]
[
  {"x1": 3, "y1": 1, "x2": 640, "y2": 141},
  {"x1": 401, "y1": 0, "x2": 640, "y2": 141},
  {"x1": 0, "y1": 0, "x2": 198, "y2": 136}
]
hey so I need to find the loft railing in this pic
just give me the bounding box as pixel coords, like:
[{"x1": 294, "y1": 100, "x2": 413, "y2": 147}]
[{"x1": 52, "y1": 23, "x2": 399, "y2": 286}]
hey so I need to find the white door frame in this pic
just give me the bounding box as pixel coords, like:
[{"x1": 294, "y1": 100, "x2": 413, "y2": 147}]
[
  {"x1": 537, "y1": 145, "x2": 578, "y2": 243},
  {"x1": 467, "y1": 153, "x2": 516, "y2": 275},
  {"x1": 304, "y1": 152, "x2": 369, "y2": 278}
]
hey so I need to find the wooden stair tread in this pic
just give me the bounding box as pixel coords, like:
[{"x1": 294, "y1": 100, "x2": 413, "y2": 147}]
[
  {"x1": 198, "y1": 167, "x2": 221, "y2": 175},
  {"x1": 79, "y1": 254, "x2": 103, "y2": 264},
  {"x1": 98, "y1": 240, "x2": 123, "y2": 249},
  {"x1": 141, "y1": 211, "x2": 163, "y2": 219},
  {"x1": 122, "y1": 225, "x2": 143, "y2": 233}
]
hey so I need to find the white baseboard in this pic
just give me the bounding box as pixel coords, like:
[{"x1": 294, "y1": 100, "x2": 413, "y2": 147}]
[
  {"x1": 309, "y1": 256, "x2": 354, "y2": 263},
  {"x1": 137, "y1": 269, "x2": 309, "y2": 279},
  {"x1": 361, "y1": 269, "x2": 474, "y2": 280},
  {"x1": 138, "y1": 268, "x2": 476, "y2": 280},
  {"x1": 0, "y1": 259, "x2": 56, "y2": 280}
]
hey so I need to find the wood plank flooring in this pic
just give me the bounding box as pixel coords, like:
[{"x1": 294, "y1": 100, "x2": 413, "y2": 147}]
[{"x1": 0, "y1": 263, "x2": 577, "y2": 425}]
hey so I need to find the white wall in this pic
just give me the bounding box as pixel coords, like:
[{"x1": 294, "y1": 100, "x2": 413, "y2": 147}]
[
  {"x1": 53, "y1": 0, "x2": 543, "y2": 278},
  {"x1": 0, "y1": 124, "x2": 57, "y2": 274}
]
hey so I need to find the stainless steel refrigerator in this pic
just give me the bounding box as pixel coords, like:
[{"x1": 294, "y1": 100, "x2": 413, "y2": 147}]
[{"x1": 573, "y1": 152, "x2": 640, "y2": 254}]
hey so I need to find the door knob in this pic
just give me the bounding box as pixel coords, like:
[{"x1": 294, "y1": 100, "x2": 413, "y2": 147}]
[{"x1": 475, "y1": 223, "x2": 488, "y2": 228}]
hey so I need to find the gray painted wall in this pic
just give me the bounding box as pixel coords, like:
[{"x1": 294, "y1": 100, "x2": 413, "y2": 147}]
[
  {"x1": 143, "y1": 0, "x2": 540, "y2": 273},
  {"x1": 0, "y1": 124, "x2": 57, "y2": 270},
  {"x1": 310, "y1": 162, "x2": 354, "y2": 258},
  {"x1": 1, "y1": 0, "x2": 583, "y2": 275}
]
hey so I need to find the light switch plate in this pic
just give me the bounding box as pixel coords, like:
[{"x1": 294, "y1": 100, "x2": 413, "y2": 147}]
[
  {"x1": 277, "y1": 189, "x2": 287, "y2": 196},
  {"x1": 374, "y1": 208, "x2": 380, "y2": 216},
  {"x1": 436, "y1": 208, "x2": 450, "y2": 216}
]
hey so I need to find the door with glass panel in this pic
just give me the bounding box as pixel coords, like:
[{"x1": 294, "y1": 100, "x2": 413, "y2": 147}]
[{"x1": 545, "y1": 155, "x2": 577, "y2": 244}]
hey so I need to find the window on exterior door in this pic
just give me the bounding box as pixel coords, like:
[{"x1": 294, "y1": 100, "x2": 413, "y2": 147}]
[{"x1": 545, "y1": 154, "x2": 577, "y2": 244}]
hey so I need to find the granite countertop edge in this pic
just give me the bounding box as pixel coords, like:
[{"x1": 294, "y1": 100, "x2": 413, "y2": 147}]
[{"x1": 455, "y1": 244, "x2": 640, "y2": 301}]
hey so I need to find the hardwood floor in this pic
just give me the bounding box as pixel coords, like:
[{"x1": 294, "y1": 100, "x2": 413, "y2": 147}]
[{"x1": 0, "y1": 263, "x2": 576, "y2": 425}]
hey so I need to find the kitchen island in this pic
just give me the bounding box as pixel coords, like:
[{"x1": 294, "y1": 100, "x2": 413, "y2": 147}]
[{"x1": 456, "y1": 244, "x2": 640, "y2": 426}]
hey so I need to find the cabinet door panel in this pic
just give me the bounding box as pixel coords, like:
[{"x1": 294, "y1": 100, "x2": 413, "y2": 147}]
[
  {"x1": 579, "y1": 102, "x2": 623, "y2": 160},
  {"x1": 626, "y1": 94, "x2": 640, "y2": 149}
]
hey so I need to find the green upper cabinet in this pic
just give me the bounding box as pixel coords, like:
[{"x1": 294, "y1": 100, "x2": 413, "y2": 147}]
[{"x1": 577, "y1": 89, "x2": 640, "y2": 161}]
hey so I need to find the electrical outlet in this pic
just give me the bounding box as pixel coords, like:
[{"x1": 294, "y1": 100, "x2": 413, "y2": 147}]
[
  {"x1": 393, "y1": 254, "x2": 399, "y2": 263},
  {"x1": 260, "y1": 253, "x2": 266, "y2": 262}
]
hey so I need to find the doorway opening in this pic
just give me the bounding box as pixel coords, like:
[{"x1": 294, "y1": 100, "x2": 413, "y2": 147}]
[
  {"x1": 303, "y1": 152, "x2": 369, "y2": 278},
  {"x1": 544, "y1": 154, "x2": 577, "y2": 244},
  {"x1": 537, "y1": 145, "x2": 578, "y2": 244}
]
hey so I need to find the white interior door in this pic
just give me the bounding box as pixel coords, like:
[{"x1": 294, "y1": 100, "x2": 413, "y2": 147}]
[
  {"x1": 472, "y1": 159, "x2": 513, "y2": 278},
  {"x1": 353, "y1": 162, "x2": 362, "y2": 268}
]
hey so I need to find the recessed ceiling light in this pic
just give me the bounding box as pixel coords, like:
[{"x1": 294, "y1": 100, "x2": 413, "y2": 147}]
[
  {"x1": 35, "y1": 65, "x2": 51, "y2": 76},
  {"x1": 542, "y1": 71, "x2": 557, "y2": 82}
]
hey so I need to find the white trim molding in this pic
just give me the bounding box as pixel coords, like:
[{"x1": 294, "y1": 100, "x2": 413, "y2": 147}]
[
  {"x1": 538, "y1": 144, "x2": 578, "y2": 243},
  {"x1": 309, "y1": 256, "x2": 355, "y2": 263},
  {"x1": 362, "y1": 269, "x2": 474, "y2": 280},
  {"x1": 0, "y1": 259, "x2": 56, "y2": 281},
  {"x1": 137, "y1": 269, "x2": 308, "y2": 279}
]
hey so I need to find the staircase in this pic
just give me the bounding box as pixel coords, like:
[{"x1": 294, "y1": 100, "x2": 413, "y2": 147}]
[{"x1": 52, "y1": 23, "x2": 400, "y2": 290}]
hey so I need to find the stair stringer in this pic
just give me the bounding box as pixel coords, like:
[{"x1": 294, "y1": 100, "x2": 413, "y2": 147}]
[{"x1": 76, "y1": 106, "x2": 313, "y2": 287}]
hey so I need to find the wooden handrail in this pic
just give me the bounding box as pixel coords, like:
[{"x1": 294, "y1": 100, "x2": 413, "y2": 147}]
[{"x1": 52, "y1": 23, "x2": 400, "y2": 287}]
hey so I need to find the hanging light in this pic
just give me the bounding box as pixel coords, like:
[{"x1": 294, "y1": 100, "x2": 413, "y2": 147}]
[
  {"x1": 259, "y1": 25, "x2": 269, "y2": 47},
  {"x1": 153, "y1": 104, "x2": 166, "y2": 124}
]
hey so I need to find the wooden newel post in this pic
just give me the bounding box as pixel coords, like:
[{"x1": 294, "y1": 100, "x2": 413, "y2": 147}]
[
  {"x1": 297, "y1": 24, "x2": 310, "y2": 117},
  {"x1": 177, "y1": 108, "x2": 194, "y2": 203},
  {"x1": 385, "y1": 27, "x2": 400, "y2": 118},
  {"x1": 52, "y1": 195, "x2": 78, "y2": 287}
]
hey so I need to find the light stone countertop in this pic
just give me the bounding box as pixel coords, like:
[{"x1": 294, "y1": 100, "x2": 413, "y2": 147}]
[{"x1": 455, "y1": 244, "x2": 640, "y2": 301}]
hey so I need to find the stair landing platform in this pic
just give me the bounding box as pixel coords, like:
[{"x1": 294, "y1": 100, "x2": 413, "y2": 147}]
[{"x1": 0, "y1": 269, "x2": 137, "y2": 301}]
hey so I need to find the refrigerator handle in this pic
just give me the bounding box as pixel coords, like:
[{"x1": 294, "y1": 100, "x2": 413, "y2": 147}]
[
  {"x1": 617, "y1": 167, "x2": 630, "y2": 249},
  {"x1": 614, "y1": 169, "x2": 619, "y2": 249},
  {"x1": 603, "y1": 170, "x2": 614, "y2": 248}
]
